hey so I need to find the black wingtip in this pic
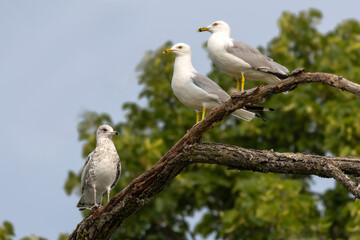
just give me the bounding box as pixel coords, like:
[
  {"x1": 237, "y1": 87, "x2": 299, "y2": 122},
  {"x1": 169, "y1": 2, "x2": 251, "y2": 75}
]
[{"x1": 244, "y1": 105, "x2": 275, "y2": 112}]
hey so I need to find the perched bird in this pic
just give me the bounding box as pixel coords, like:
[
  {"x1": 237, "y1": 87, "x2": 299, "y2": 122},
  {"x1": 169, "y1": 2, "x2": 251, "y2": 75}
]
[
  {"x1": 77, "y1": 125, "x2": 121, "y2": 210},
  {"x1": 163, "y1": 43, "x2": 272, "y2": 123},
  {"x1": 198, "y1": 20, "x2": 289, "y2": 92}
]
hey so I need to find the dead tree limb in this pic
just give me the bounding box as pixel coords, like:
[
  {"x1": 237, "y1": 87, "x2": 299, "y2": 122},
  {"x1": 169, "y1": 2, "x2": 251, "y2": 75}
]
[{"x1": 68, "y1": 70, "x2": 360, "y2": 240}]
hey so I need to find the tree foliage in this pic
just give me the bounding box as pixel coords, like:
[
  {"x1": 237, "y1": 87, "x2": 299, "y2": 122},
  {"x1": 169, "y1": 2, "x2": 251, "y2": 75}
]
[
  {"x1": 0, "y1": 221, "x2": 14, "y2": 240},
  {"x1": 0, "y1": 221, "x2": 48, "y2": 240},
  {"x1": 64, "y1": 9, "x2": 360, "y2": 239}
]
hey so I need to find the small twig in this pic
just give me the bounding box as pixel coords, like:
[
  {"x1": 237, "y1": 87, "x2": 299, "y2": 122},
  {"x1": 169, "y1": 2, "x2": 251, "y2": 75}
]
[{"x1": 325, "y1": 163, "x2": 360, "y2": 199}]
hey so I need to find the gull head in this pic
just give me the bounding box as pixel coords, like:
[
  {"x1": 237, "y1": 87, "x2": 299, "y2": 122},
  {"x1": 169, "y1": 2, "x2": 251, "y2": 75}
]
[
  {"x1": 96, "y1": 125, "x2": 119, "y2": 139},
  {"x1": 163, "y1": 43, "x2": 191, "y2": 57},
  {"x1": 198, "y1": 20, "x2": 230, "y2": 35}
]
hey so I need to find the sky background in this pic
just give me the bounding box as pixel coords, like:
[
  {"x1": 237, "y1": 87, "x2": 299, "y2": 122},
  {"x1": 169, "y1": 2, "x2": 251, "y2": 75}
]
[{"x1": 1, "y1": 0, "x2": 359, "y2": 239}]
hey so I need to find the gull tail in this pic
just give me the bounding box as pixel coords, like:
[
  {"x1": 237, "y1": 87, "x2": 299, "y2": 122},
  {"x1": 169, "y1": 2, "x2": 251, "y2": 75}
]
[
  {"x1": 77, "y1": 189, "x2": 103, "y2": 211},
  {"x1": 231, "y1": 109, "x2": 256, "y2": 121}
]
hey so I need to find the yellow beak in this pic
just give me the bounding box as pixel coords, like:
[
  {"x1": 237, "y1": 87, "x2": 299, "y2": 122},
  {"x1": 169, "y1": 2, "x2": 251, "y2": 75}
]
[
  {"x1": 163, "y1": 49, "x2": 174, "y2": 54},
  {"x1": 197, "y1": 27, "x2": 209, "y2": 32}
]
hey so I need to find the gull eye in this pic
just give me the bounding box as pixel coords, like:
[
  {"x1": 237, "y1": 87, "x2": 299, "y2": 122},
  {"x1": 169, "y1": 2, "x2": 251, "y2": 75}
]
[
  {"x1": 178, "y1": 46, "x2": 182, "y2": 49},
  {"x1": 213, "y1": 23, "x2": 218, "y2": 26},
  {"x1": 103, "y1": 128, "x2": 107, "y2": 132}
]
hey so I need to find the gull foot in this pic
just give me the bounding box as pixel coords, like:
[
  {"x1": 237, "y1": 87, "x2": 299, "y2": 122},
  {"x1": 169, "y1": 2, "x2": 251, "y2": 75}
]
[
  {"x1": 91, "y1": 204, "x2": 101, "y2": 210},
  {"x1": 193, "y1": 121, "x2": 201, "y2": 127}
]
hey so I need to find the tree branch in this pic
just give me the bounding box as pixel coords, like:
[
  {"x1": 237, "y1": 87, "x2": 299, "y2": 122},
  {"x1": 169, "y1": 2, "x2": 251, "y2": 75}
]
[
  {"x1": 184, "y1": 143, "x2": 360, "y2": 178},
  {"x1": 68, "y1": 70, "x2": 360, "y2": 239},
  {"x1": 185, "y1": 143, "x2": 360, "y2": 199},
  {"x1": 324, "y1": 163, "x2": 360, "y2": 198}
]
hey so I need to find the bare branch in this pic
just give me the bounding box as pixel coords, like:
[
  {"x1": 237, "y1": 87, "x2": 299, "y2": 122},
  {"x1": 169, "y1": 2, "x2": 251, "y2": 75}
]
[
  {"x1": 184, "y1": 143, "x2": 360, "y2": 178},
  {"x1": 68, "y1": 71, "x2": 360, "y2": 239},
  {"x1": 324, "y1": 163, "x2": 360, "y2": 198}
]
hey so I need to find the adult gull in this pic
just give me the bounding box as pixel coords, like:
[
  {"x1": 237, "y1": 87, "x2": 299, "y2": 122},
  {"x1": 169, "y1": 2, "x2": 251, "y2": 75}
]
[
  {"x1": 198, "y1": 20, "x2": 289, "y2": 92},
  {"x1": 163, "y1": 43, "x2": 272, "y2": 123}
]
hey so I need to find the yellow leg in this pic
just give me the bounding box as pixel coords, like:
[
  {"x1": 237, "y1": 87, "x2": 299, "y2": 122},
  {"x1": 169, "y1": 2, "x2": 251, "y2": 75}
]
[
  {"x1": 241, "y1": 74, "x2": 245, "y2": 91},
  {"x1": 236, "y1": 78, "x2": 240, "y2": 92},
  {"x1": 196, "y1": 112, "x2": 200, "y2": 123},
  {"x1": 202, "y1": 107, "x2": 206, "y2": 121}
]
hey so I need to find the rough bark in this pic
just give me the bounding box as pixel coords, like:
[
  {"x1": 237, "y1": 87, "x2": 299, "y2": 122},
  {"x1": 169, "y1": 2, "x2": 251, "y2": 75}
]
[
  {"x1": 68, "y1": 70, "x2": 360, "y2": 240},
  {"x1": 185, "y1": 143, "x2": 360, "y2": 178}
]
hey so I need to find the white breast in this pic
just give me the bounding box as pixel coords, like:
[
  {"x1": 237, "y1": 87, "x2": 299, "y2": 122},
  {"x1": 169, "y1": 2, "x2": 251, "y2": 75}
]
[
  {"x1": 87, "y1": 145, "x2": 120, "y2": 193},
  {"x1": 172, "y1": 72, "x2": 206, "y2": 111},
  {"x1": 94, "y1": 158, "x2": 117, "y2": 189},
  {"x1": 208, "y1": 34, "x2": 251, "y2": 78}
]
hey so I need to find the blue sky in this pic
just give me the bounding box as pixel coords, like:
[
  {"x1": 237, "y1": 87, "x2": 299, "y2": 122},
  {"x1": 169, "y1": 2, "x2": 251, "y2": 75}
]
[{"x1": 0, "y1": 0, "x2": 358, "y2": 239}]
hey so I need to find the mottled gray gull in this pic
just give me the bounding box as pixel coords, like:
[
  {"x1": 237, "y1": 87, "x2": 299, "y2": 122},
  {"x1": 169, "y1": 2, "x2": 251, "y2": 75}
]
[
  {"x1": 77, "y1": 125, "x2": 121, "y2": 210},
  {"x1": 163, "y1": 43, "x2": 272, "y2": 123},
  {"x1": 198, "y1": 20, "x2": 289, "y2": 92}
]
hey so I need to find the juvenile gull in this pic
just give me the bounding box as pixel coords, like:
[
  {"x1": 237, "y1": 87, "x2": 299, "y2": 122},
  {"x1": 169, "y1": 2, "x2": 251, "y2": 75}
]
[
  {"x1": 77, "y1": 125, "x2": 121, "y2": 210},
  {"x1": 163, "y1": 43, "x2": 271, "y2": 123},
  {"x1": 198, "y1": 20, "x2": 289, "y2": 92}
]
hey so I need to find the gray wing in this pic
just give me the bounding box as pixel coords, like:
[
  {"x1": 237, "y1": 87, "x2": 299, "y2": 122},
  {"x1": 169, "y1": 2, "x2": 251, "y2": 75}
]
[
  {"x1": 81, "y1": 151, "x2": 95, "y2": 194},
  {"x1": 227, "y1": 40, "x2": 288, "y2": 78},
  {"x1": 191, "y1": 72, "x2": 229, "y2": 102},
  {"x1": 111, "y1": 160, "x2": 121, "y2": 189}
]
